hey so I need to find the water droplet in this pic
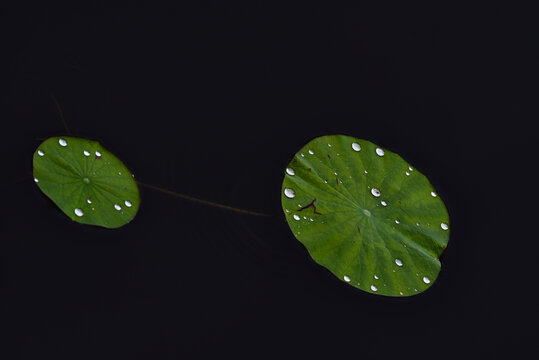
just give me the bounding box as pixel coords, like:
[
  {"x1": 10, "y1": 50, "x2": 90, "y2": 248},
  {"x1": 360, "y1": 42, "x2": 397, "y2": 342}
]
[
  {"x1": 371, "y1": 285, "x2": 378, "y2": 292},
  {"x1": 34, "y1": 178, "x2": 39, "y2": 183},
  {"x1": 118, "y1": 172, "x2": 122, "y2": 175},
  {"x1": 374, "y1": 274, "x2": 379, "y2": 279},
  {"x1": 431, "y1": 191, "x2": 437, "y2": 197},
  {"x1": 381, "y1": 200, "x2": 387, "y2": 206},
  {"x1": 363, "y1": 209, "x2": 371, "y2": 217},
  {"x1": 284, "y1": 188, "x2": 296, "y2": 198},
  {"x1": 334, "y1": 172, "x2": 338, "y2": 175},
  {"x1": 87, "y1": 199, "x2": 92, "y2": 204},
  {"x1": 399, "y1": 291, "x2": 404, "y2": 295},
  {"x1": 293, "y1": 214, "x2": 300, "y2": 221},
  {"x1": 95, "y1": 151, "x2": 102, "y2": 157},
  {"x1": 324, "y1": 179, "x2": 328, "y2": 183},
  {"x1": 83, "y1": 177, "x2": 90, "y2": 184},
  {"x1": 352, "y1": 142, "x2": 361, "y2": 151},
  {"x1": 395, "y1": 219, "x2": 400, "y2": 224},
  {"x1": 328, "y1": 143, "x2": 332, "y2": 147},
  {"x1": 114, "y1": 204, "x2": 121, "y2": 211},
  {"x1": 74, "y1": 208, "x2": 84, "y2": 217},
  {"x1": 371, "y1": 188, "x2": 381, "y2": 197},
  {"x1": 423, "y1": 277, "x2": 431, "y2": 284},
  {"x1": 59, "y1": 139, "x2": 67, "y2": 147},
  {"x1": 83, "y1": 150, "x2": 90, "y2": 156},
  {"x1": 308, "y1": 149, "x2": 314, "y2": 155},
  {"x1": 395, "y1": 259, "x2": 403, "y2": 266},
  {"x1": 125, "y1": 200, "x2": 132, "y2": 207},
  {"x1": 441, "y1": 223, "x2": 449, "y2": 230},
  {"x1": 286, "y1": 168, "x2": 295, "y2": 176},
  {"x1": 344, "y1": 275, "x2": 350, "y2": 282},
  {"x1": 364, "y1": 170, "x2": 368, "y2": 174},
  {"x1": 375, "y1": 148, "x2": 384, "y2": 156},
  {"x1": 303, "y1": 216, "x2": 307, "y2": 219},
  {"x1": 405, "y1": 171, "x2": 410, "y2": 176},
  {"x1": 409, "y1": 166, "x2": 413, "y2": 171},
  {"x1": 37, "y1": 150, "x2": 44, "y2": 156},
  {"x1": 300, "y1": 153, "x2": 305, "y2": 157},
  {"x1": 309, "y1": 218, "x2": 314, "y2": 222},
  {"x1": 416, "y1": 222, "x2": 420, "y2": 226}
]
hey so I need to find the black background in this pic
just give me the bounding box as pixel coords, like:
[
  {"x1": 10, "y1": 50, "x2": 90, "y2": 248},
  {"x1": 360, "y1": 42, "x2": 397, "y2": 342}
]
[{"x1": 2, "y1": 2, "x2": 536, "y2": 359}]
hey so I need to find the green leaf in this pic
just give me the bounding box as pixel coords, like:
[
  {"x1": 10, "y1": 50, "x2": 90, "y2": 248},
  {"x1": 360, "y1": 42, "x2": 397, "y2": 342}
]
[
  {"x1": 281, "y1": 135, "x2": 449, "y2": 297},
  {"x1": 33, "y1": 136, "x2": 140, "y2": 229}
]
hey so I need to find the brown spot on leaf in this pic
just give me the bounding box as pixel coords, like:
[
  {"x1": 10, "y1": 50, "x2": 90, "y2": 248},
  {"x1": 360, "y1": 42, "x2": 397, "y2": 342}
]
[{"x1": 298, "y1": 198, "x2": 322, "y2": 215}]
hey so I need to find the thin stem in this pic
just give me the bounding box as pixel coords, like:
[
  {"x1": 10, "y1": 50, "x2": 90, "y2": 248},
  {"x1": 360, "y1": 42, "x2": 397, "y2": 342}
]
[
  {"x1": 136, "y1": 181, "x2": 272, "y2": 217},
  {"x1": 44, "y1": 97, "x2": 268, "y2": 217},
  {"x1": 50, "y1": 93, "x2": 71, "y2": 135}
]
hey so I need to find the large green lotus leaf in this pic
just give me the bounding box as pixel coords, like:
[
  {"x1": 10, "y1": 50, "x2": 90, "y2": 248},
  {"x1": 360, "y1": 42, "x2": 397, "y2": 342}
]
[
  {"x1": 33, "y1": 136, "x2": 140, "y2": 228},
  {"x1": 281, "y1": 135, "x2": 449, "y2": 297}
]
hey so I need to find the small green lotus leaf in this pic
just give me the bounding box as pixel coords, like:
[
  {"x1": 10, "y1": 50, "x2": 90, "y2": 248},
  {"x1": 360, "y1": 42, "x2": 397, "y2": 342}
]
[
  {"x1": 281, "y1": 135, "x2": 449, "y2": 297},
  {"x1": 33, "y1": 136, "x2": 140, "y2": 228}
]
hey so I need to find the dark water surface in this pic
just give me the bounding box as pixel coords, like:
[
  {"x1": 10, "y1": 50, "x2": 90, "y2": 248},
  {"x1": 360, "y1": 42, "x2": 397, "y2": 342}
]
[{"x1": 2, "y1": 3, "x2": 535, "y2": 359}]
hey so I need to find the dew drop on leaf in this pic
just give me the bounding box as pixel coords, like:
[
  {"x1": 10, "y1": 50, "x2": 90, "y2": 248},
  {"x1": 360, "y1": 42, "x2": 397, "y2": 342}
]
[{"x1": 284, "y1": 188, "x2": 296, "y2": 198}]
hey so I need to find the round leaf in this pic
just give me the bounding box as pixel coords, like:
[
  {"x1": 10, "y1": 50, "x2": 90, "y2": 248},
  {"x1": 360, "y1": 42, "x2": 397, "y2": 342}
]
[
  {"x1": 33, "y1": 136, "x2": 140, "y2": 228},
  {"x1": 281, "y1": 135, "x2": 449, "y2": 297}
]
